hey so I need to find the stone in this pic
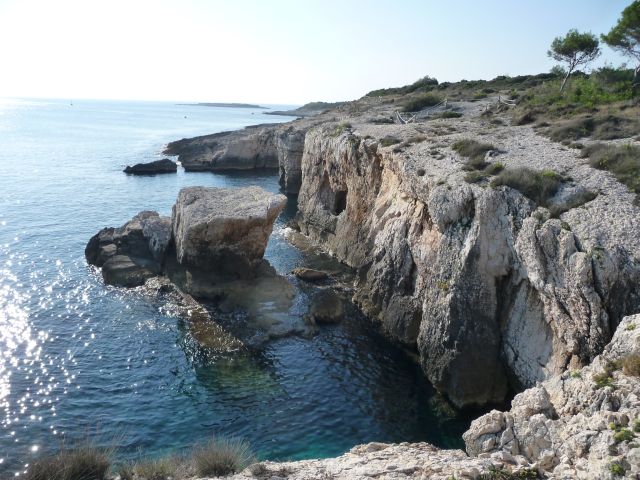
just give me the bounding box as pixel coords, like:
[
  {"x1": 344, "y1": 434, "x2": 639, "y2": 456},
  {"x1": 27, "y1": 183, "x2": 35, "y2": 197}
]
[
  {"x1": 171, "y1": 186, "x2": 287, "y2": 272},
  {"x1": 294, "y1": 118, "x2": 640, "y2": 407},
  {"x1": 307, "y1": 289, "x2": 344, "y2": 324},
  {"x1": 291, "y1": 267, "x2": 329, "y2": 282},
  {"x1": 85, "y1": 211, "x2": 170, "y2": 287},
  {"x1": 123, "y1": 158, "x2": 177, "y2": 174}
]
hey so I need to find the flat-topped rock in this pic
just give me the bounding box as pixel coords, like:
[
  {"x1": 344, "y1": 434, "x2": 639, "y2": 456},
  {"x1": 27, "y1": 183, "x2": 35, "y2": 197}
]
[
  {"x1": 123, "y1": 158, "x2": 177, "y2": 175},
  {"x1": 171, "y1": 186, "x2": 287, "y2": 272}
]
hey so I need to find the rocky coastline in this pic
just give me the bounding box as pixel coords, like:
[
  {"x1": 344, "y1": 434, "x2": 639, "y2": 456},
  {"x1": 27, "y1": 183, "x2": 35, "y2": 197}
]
[{"x1": 86, "y1": 91, "x2": 640, "y2": 478}]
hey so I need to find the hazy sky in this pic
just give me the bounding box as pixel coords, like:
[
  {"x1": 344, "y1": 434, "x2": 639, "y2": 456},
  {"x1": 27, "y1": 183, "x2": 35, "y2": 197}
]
[{"x1": 0, "y1": 0, "x2": 632, "y2": 104}]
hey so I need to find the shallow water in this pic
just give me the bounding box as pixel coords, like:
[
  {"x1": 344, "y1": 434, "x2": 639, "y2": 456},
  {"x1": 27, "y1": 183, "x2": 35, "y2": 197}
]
[{"x1": 0, "y1": 98, "x2": 472, "y2": 475}]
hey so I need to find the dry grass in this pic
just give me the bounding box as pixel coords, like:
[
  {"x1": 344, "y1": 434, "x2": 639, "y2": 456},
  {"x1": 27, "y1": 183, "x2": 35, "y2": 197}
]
[
  {"x1": 452, "y1": 139, "x2": 496, "y2": 170},
  {"x1": 491, "y1": 168, "x2": 563, "y2": 207},
  {"x1": 581, "y1": 143, "x2": 640, "y2": 200},
  {"x1": 622, "y1": 354, "x2": 640, "y2": 377},
  {"x1": 401, "y1": 93, "x2": 442, "y2": 112},
  {"x1": 192, "y1": 437, "x2": 256, "y2": 477},
  {"x1": 25, "y1": 445, "x2": 112, "y2": 480}
]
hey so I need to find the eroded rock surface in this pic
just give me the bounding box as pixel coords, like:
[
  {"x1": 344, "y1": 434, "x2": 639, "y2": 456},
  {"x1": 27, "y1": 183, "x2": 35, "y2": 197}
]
[
  {"x1": 294, "y1": 117, "x2": 640, "y2": 407},
  {"x1": 464, "y1": 314, "x2": 640, "y2": 479},
  {"x1": 85, "y1": 211, "x2": 171, "y2": 287}
]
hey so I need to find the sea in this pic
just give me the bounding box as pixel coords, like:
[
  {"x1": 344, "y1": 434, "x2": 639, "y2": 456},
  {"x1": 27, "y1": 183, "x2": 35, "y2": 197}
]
[{"x1": 0, "y1": 98, "x2": 472, "y2": 475}]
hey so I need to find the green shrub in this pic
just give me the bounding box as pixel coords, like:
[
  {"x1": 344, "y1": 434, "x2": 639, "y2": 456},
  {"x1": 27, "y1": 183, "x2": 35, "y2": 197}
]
[
  {"x1": 25, "y1": 445, "x2": 112, "y2": 480},
  {"x1": 465, "y1": 170, "x2": 490, "y2": 183},
  {"x1": 622, "y1": 354, "x2": 640, "y2": 377},
  {"x1": 132, "y1": 456, "x2": 181, "y2": 480},
  {"x1": 613, "y1": 428, "x2": 635, "y2": 443},
  {"x1": 609, "y1": 461, "x2": 625, "y2": 476},
  {"x1": 192, "y1": 437, "x2": 256, "y2": 477},
  {"x1": 485, "y1": 162, "x2": 505, "y2": 175},
  {"x1": 548, "y1": 189, "x2": 597, "y2": 217},
  {"x1": 479, "y1": 466, "x2": 539, "y2": 479},
  {"x1": 634, "y1": 420, "x2": 640, "y2": 433},
  {"x1": 380, "y1": 136, "x2": 401, "y2": 147},
  {"x1": 452, "y1": 139, "x2": 495, "y2": 170},
  {"x1": 331, "y1": 122, "x2": 352, "y2": 137},
  {"x1": 582, "y1": 143, "x2": 640, "y2": 198},
  {"x1": 627, "y1": 323, "x2": 637, "y2": 331},
  {"x1": 491, "y1": 168, "x2": 563, "y2": 206},
  {"x1": 438, "y1": 111, "x2": 463, "y2": 119},
  {"x1": 402, "y1": 93, "x2": 442, "y2": 112}
]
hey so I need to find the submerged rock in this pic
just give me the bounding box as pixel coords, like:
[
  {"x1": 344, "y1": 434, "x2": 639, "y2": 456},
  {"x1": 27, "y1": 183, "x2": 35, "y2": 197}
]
[
  {"x1": 123, "y1": 158, "x2": 177, "y2": 174},
  {"x1": 171, "y1": 186, "x2": 287, "y2": 273},
  {"x1": 307, "y1": 289, "x2": 344, "y2": 324},
  {"x1": 85, "y1": 211, "x2": 171, "y2": 287},
  {"x1": 292, "y1": 267, "x2": 329, "y2": 282}
]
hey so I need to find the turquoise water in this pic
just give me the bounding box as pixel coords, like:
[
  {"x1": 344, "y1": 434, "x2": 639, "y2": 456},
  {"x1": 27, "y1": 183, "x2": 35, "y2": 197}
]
[{"x1": 0, "y1": 98, "x2": 472, "y2": 475}]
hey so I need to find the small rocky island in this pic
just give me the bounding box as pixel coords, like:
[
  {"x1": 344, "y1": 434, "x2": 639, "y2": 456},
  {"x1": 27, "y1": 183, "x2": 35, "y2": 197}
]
[{"x1": 123, "y1": 158, "x2": 177, "y2": 175}]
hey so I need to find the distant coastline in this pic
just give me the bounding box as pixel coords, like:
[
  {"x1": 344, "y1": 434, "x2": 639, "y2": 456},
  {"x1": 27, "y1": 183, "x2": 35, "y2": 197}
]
[{"x1": 178, "y1": 102, "x2": 266, "y2": 109}]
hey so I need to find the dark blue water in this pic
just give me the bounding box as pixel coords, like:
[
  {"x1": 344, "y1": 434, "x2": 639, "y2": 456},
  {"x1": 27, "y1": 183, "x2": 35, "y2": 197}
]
[{"x1": 0, "y1": 98, "x2": 470, "y2": 475}]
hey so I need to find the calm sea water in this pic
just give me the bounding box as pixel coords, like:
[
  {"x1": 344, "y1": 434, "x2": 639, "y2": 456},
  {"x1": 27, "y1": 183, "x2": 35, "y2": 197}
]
[{"x1": 0, "y1": 98, "x2": 472, "y2": 475}]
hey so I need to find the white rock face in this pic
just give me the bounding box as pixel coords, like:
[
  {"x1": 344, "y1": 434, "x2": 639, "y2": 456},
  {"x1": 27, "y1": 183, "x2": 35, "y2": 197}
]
[
  {"x1": 295, "y1": 119, "x2": 640, "y2": 407},
  {"x1": 464, "y1": 314, "x2": 640, "y2": 479},
  {"x1": 171, "y1": 186, "x2": 287, "y2": 271}
]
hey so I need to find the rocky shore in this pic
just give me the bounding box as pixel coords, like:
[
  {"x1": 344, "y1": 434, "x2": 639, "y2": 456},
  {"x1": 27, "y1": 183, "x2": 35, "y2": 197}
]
[{"x1": 86, "y1": 90, "x2": 640, "y2": 478}]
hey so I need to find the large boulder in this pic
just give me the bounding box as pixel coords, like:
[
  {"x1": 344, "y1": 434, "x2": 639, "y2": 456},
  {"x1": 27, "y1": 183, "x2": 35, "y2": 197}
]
[
  {"x1": 171, "y1": 186, "x2": 287, "y2": 272},
  {"x1": 85, "y1": 211, "x2": 171, "y2": 287}
]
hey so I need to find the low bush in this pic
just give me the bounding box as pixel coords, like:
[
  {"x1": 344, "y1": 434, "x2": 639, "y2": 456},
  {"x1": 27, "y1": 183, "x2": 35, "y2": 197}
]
[
  {"x1": 581, "y1": 143, "x2": 640, "y2": 199},
  {"x1": 610, "y1": 461, "x2": 625, "y2": 476},
  {"x1": 132, "y1": 456, "x2": 181, "y2": 480},
  {"x1": 548, "y1": 189, "x2": 597, "y2": 217},
  {"x1": 331, "y1": 122, "x2": 352, "y2": 137},
  {"x1": 401, "y1": 93, "x2": 442, "y2": 112},
  {"x1": 465, "y1": 171, "x2": 489, "y2": 183},
  {"x1": 380, "y1": 136, "x2": 401, "y2": 147},
  {"x1": 491, "y1": 168, "x2": 563, "y2": 206},
  {"x1": 438, "y1": 111, "x2": 463, "y2": 119},
  {"x1": 192, "y1": 437, "x2": 256, "y2": 477},
  {"x1": 622, "y1": 354, "x2": 640, "y2": 377},
  {"x1": 546, "y1": 114, "x2": 639, "y2": 142},
  {"x1": 613, "y1": 428, "x2": 635, "y2": 443},
  {"x1": 479, "y1": 466, "x2": 539, "y2": 479},
  {"x1": 25, "y1": 445, "x2": 112, "y2": 480},
  {"x1": 452, "y1": 139, "x2": 495, "y2": 170}
]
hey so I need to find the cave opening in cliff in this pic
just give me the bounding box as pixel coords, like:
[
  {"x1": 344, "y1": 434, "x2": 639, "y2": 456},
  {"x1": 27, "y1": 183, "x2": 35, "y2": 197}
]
[{"x1": 333, "y1": 189, "x2": 348, "y2": 215}]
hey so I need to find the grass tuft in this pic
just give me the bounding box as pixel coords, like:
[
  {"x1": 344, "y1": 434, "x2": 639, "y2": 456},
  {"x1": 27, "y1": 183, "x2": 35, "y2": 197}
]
[
  {"x1": 401, "y1": 93, "x2": 442, "y2": 112},
  {"x1": 192, "y1": 437, "x2": 256, "y2": 477},
  {"x1": 622, "y1": 354, "x2": 640, "y2": 377},
  {"x1": 25, "y1": 445, "x2": 112, "y2": 480},
  {"x1": 452, "y1": 139, "x2": 496, "y2": 170},
  {"x1": 491, "y1": 167, "x2": 563, "y2": 206},
  {"x1": 581, "y1": 143, "x2": 640, "y2": 200}
]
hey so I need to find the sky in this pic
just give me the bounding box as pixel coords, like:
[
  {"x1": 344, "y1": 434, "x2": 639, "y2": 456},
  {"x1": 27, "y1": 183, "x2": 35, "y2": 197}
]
[{"x1": 0, "y1": 0, "x2": 633, "y2": 104}]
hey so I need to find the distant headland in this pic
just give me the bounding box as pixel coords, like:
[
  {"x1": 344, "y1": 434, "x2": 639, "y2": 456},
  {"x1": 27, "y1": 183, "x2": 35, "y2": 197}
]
[{"x1": 178, "y1": 102, "x2": 266, "y2": 109}]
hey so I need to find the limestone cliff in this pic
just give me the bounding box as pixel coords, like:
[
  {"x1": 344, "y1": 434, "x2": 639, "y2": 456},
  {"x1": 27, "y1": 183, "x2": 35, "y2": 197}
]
[{"x1": 293, "y1": 115, "x2": 640, "y2": 408}]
